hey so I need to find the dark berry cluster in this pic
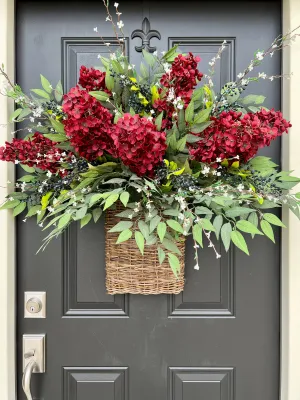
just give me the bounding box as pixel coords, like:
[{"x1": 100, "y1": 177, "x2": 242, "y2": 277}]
[
  {"x1": 250, "y1": 172, "x2": 283, "y2": 197},
  {"x1": 171, "y1": 174, "x2": 199, "y2": 191}
]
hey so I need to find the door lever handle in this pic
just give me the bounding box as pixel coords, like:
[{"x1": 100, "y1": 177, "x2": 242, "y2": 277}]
[
  {"x1": 22, "y1": 354, "x2": 37, "y2": 400},
  {"x1": 22, "y1": 334, "x2": 46, "y2": 400}
]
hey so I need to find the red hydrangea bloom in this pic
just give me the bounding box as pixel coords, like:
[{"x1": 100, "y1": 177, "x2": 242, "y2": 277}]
[
  {"x1": 62, "y1": 86, "x2": 116, "y2": 160},
  {"x1": 160, "y1": 53, "x2": 204, "y2": 103},
  {"x1": 189, "y1": 109, "x2": 291, "y2": 164},
  {"x1": 78, "y1": 66, "x2": 107, "y2": 92},
  {"x1": 153, "y1": 99, "x2": 174, "y2": 130},
  {"x1": 111, "y1": 114, "x2": 167, "y2": 177},
  {"x1": 0, "y1": 132, "x2": 71, "y2": 173}
]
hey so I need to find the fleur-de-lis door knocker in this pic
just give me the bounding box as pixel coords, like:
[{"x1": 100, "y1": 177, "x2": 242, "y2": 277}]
[{"x1": 131, "y1": 17, "x2": 161, "y2": 53}]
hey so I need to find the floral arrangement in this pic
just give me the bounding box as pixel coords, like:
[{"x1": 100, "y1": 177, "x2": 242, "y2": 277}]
[{"x1": 1, "y1": 1, "x2": 300, "y2": 276}]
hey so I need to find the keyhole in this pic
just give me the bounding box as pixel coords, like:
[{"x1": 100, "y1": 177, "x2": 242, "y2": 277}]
[{"x1": 30, "y1": 306, "x2": 35, "y2": 313}]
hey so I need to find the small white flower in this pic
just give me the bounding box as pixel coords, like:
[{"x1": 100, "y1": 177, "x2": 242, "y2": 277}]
[
  {"x1": 256, "y1": 51, "x2": 264, "y2": 61},
  {"x1": 269, "y1": 76, "x2": 274, "y2": 81},
  {"x1": 201, "y1": 166, "x2": 210, "y2": 175},
  {"x1": 241, "y1": 79, "x2": 249, "y2": 86},
  {"x1": 194, "y1": 263, "x2": 200, "y2": 270},
  {"x1": 217, "y1": 172, "x2": 221, "y2": 176},
  {"x1": 105, "y1": 42, "x2": 111, "y2": 46},
  {"x1": 222, "y1": 40, "x2": 227, "y2": 45},
  {"x1": 46, "y1": 171, "x2": 52, "y2": 178},
  {"x1": 161, "y1": 51, "x2": 166, "y2": 55},
  {"x1": 216, "y1": 253, "x2": 221, "y2": 259},
  {"x1": 106, "y1": 16, "x2": 111, "y2": 22},
  {"x1": 73, "y1": 202, "x2": 77, "y2": 207},
  {"x1": 28, "y1": 128, "x2": 32, "y2": 133},
  {"x1": 150, "y1": 109, "x2": 155, "y2": 114},
  {"x1": 117, "y1": 20, "x2": 124, "y2": 29},
  {"x1": 128, "y1": 214, "x2": 133, "y2": 219},
  {"x1": 37, "y1": 122, "x2": 42, "y2": 127},
  {"x1": 270, "y1": 52, "x2": 274, "y2": 57},
  {"x1": 136, "y1": 188, "x2": 142, "y2": 193},
  {"x1": 112, "y1": 92, "x2": 116, "y2": 96},
  {"x1": 237, "y1": 72, "x2": 244, "y2": 79},
  {"x1": 134, "y1": 207, "x2": 139, "y2": 213},
  {"x1": 153, "y1": 51, "x2": 157, "y2": 56},
  {"x1": 209, "y1": 61, "x2": 215, "y2": 67},
  {"x1": 15, "y1": 160, "x2": 19, "y2": 164},
  {"x1": 110, "y1": 53, "x2": 117, "y2": 60},
  {"x1": 29, "y1": 117, "x2": 35, "y2": 123},
  {"x1": 81, "y1": 188, "x2": 87, "y2": 193},
  {"x1": 48, "y1": 206, "x2": 54, "y2": 212},
  {"x1": 116, "y1": 12, "x2": 122, "y2": 16},
  {"x1": 235, "y1": 155, "x2": 240, "y2": 160},
  {"x1": 216, "y1": 157, "x2": 222, "y2": 163},
  {"x1": 147, "y1": 116, "x2": 153, "y2": 121},
  {"x1": 97, "y1": 54, "x2": 101, "y2": 59},
  {"x1": 9, "y1": 197, "x2": 14, "y2": 201},
  {"x1": 23, "y1": 219, "x2": 27, "y2": 223},
  {"x1": 258, "y1": 72, "x2": 267, "y2": 79},
  {"x1": 93, "y1": 27, "x2": 98, "y2": 33},
  {"x1": 272, "y1": 44, "x2": 278, "y2": 49},
  {"x1": 114, "y1": 2, "x2": 119, "y2": 7},
  {"x1": 38, "y1": 223, "x2": 43, "y2": 227},
  {"x1": 237, "y1": 184, "x2": 244, "y2": 191},
  {"x1": 177, "y1": 103, "x2": 183, "y2": 110},
  {"x1": 248, "y1": 64, "x2": 254, "y2": 71}
]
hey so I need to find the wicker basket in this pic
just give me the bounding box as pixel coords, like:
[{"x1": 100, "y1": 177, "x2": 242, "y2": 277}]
[{"x1": 105, "y1": 204, "x2": 185, "y2": 295}]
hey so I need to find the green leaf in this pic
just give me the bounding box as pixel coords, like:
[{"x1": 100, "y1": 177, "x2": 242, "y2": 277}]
[
  {"x1": 80, "y1": 213, "x2": 92, "y2": 228},
  {"x1": 231, "y1": 230, "x2": 249, "y2": 255},
  {"x1": 20, "y1": 164, "x2": 35, "y2": 173},
  {"x1": 13, "y1": 201, "x2": 26, "y2": 216},
  {"x1": 142, "y1": 49, "x2": 156, "y2": 67},
  {"x1": 17, "y1": 108, "x2": 32, "y2": 120},
  {"x1": 167, "y1": 219, "x2": 184, "y2": 233},
  {"x1": 157, "y1": 222, "x2": 167, "y2": 242},
  {"x1": 193, "y1": 107, "x2": 211, "y2": 124},
  {"x1": 225, "y1": 207, "x2": 254, "y2": 218},
  {"x1": 236, "y1": 220, "x2": 263, "y2": 235},
  {"x1": 40, "y1": 74, "x2": 52, "y2": 93},
  {"x1": 155, "y1": 112, "x2": 164, "y2": 131},
  {"x1": 89, "y1": 91, "x2": 110, "y2": 101},
  {"x1": 37, "y1": 209, "x2": 46, "y2": 223},
  {"x1": 157, "y1": 247, "x2": 166, "y2": 264},
  {"x1": 31, "y1": 89, "x2": 50, "y2": 100},
  {"x1": 195, "y1": 206, "x2": 213, "y2": 215},
  {"x1": 89, "y1": 193, "x2": 104, "y2": 206},
  {"x1": 213, "y1": 215, "x2": 223, "y2": 240},
  {"x1": 0, "y1": 199, "x2": 20, "y2": 210},
  {"x1": 50, "y1": 119, "x2": 65, "y2": 134},
  {"x1": 9, "y1": 108, "x2": 22, "y2": 122},
  {"x1": 43, "y1": 133, "x2": 67, "y2": 142},
  {"x1": 162, "y1": 238, "x2": 181, "y2": 255},
  {"x1": 54, "y1": 80, "x2": 63, "y2": 102},
  {"x1": 190, "y1": 121, "x2": 213, "y2": 133},
  {"x1": 26, "y1": 205, "x2": 42, "y2": 217},
  {"x1": 140, "y1": 62, "x2": 149, "y2": 79},
  {"x1": 116, "y1": 228, "x2": 132, "y2": 244},
  {"x1": 138, "y1": 220, "x2": 149, "y2": 240},
  {"x1": 185, "y1": 100, "x2": 194, "y2": 123},
  {"x1": 248, "y1": 212, "x2": 258, "y2": 238},
  {"x1": 135, "y1": 231, "x2": 145, "y2": 255},
  {"x1": 176, "y1": 136, "x2": 187, "y2": 152},
  {"x1": 186, "y1": 134, "x2": 201, "y2": 143},
  {"x1": 192, "y1": 223, "x2": 203, "y2": 247},
  {"x1": 103, "y1": 193, "x2": 119, "y2": 210},
  {"x1": 120, "y1": 191, "x2": 130, "y2": 207},
  {"x1": 92, "y1": 208, "x2": 102, "y2": 223},
  {"x1": 76, "y1": 206, "x2": 87, "y2": 220},
  {"x1": 150, "y1": 215, "x2": 161, "y2": 233},
  {"x1": 18, "y1": 175, "x2": 35, "y2": 183},
  {"x1": 109, "y1": 221, "x2": 133, "y2": 232},
  {"x1": 241, "y1": 94, "x2": 266, "y2": 105},
  {"x1": 58, "y1": 213, "x2": 72, "y2": 229},
  {"x1": 221, "y1": 222, "x2": 232, "y2": 251},
  {"x1": 263, "y1": 213, "x2": 286, "y2": 228},
  {"x1": 105, "y1": 68, "x2": 114, "y2": 91},
  {"x1": 41, "y1": 192, "x2": 53, "y2": 210},
  {"x1": 163, "y1": 209, "x2": 180, "y2": 217},
  {"x1": 260, "y1": 220, "x2": 275, "y2": 242},
  {"x1": 162, "y1": 44, "x2": 179, "y2": 61},
  {"x1": 168, "y1": 253, "x2": 181, "y2": 277},
  {"x1": 199, "y1": 218, "x2": 215, "y2": 231}
]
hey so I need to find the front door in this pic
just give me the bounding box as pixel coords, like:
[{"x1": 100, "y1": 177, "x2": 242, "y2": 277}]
[{"x1": 17, "y1": 1, "x2": 281, "y2": 399}]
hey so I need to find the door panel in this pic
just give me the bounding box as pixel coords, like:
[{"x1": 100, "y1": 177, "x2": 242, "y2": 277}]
[{"x1": 16, "y1": 1, "x2": 281, "y2": 399}]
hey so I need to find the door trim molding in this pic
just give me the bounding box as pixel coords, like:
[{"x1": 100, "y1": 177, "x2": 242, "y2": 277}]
[{"x1": 0, "y1": 1, "x2": 299, "y2": 399}]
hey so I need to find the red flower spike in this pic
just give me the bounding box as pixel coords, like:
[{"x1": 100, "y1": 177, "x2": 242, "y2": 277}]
[
  {"x1": 189, "y1": 109, "x2": 291, "y2": 164},
  {"x1": 111, "y1": 114, "x2": 167, "y2": 177},
  {"x1": 0, "y1": 132, "x2": 72, "y2": 173},
  {"x1": 62, "y1": 86, "x2": 117, "y2": 160}
]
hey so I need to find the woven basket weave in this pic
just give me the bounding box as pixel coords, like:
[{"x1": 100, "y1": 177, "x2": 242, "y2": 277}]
[{"x1": 105, "y1": 204, "x2": 185, "y2": 295}]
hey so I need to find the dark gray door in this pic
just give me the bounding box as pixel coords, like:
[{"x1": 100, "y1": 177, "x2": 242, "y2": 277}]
[{"x1": 17, "y1": 1, "x2": 281, "y2": 399}]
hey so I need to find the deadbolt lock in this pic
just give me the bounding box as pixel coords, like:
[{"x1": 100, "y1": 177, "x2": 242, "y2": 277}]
[{"x1": 24, "y1": 292, "x2": 46, "y2": 318}]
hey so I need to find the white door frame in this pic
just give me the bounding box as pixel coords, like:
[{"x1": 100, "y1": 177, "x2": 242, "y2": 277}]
[{"x1": 0, "y1": 0, "x2": 300, "y2": 399}]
